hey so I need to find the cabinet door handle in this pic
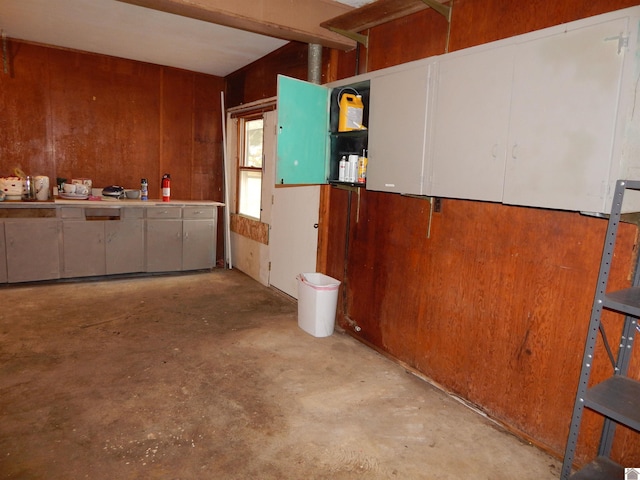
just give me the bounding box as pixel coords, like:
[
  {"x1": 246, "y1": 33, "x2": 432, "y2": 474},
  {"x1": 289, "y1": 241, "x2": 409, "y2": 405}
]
[
  {"x1": 511, "y1": 144, "x2": 518, "y2": 159},
  {"x1": 314, "y1": 223, "x2": 318, "y2": 229}
]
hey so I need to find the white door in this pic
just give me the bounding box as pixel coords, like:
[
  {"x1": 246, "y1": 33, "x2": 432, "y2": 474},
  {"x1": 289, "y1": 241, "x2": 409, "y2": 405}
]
[{"x1": 269, "y1": 185, "x2": 320, "y2": 298}]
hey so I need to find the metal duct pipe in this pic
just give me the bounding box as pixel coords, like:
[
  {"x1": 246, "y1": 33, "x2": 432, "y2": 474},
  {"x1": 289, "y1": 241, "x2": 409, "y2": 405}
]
[{"x1": 308, "y1": 43, "x2": 322, "y2": 84}]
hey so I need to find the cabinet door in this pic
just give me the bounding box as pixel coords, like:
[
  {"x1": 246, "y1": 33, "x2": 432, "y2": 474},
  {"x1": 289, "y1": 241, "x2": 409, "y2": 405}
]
[
  {"x1": 105, "y1": 220, "x2": 144, "y2": 275},
  {"x1": 504, "y1": 17, "x2": 628, "y2": 211},
  {"x1": 146, "y1": 219, "x2": 183, "y2": 272},
  {"x1": 366, "y1": 62, "x2": 433, "y2": 195},
  {"x1": 62, "y1": 221, "x2": 105, "y2": 278},
  {"x1": 276, "y1": 75, "x2": 329, "y2": 184},
  {"x1": 5, "y1": 220, "x2": 60, "y2": 283},
  {"x1": 182, "y1": 220, "x2": 215, "y2": 271},
  {"x1": 430, "y1": 44, "x2": 515, "y2": 201}
]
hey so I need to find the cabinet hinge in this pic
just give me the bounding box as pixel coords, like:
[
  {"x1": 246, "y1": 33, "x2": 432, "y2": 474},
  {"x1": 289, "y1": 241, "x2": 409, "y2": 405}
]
[{"x1": 605, "y1": 33, "x2": 629, "y2": 54}]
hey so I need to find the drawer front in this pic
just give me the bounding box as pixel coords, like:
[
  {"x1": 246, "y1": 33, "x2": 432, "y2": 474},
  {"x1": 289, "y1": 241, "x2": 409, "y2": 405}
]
[
  {"x1": 59, "y1": 207, "x2": 83, "y2": 219},
  {"x1": 183, "y1": 206, "x2": 215, "y2": 219},
  {"x1": 122, "y1": 207, "x2": 144, "y2": 219},
  {"x1": 146, "y1": 207, "x2": 182, "y2": 219}
]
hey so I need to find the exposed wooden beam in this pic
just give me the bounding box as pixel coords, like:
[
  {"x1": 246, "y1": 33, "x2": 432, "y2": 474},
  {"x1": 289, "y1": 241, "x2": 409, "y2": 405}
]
[
  {"x1": 321, "y1": 0, "x2": 449, "y2": 33},
  {"x1": 116, "y1": 0, "x2": 357, "y2": 50}
]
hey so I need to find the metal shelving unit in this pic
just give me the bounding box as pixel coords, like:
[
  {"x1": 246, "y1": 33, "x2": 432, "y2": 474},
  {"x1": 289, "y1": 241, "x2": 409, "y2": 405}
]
[{"x1": 561, "y1": 179, "x2": 640, "y2": 479}]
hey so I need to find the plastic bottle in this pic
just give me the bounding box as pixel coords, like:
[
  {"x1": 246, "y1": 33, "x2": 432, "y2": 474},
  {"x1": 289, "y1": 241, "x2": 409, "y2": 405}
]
[
  {"x1": 141, "y1": 178, "x2": 148, "y2": 201},
  {"x1": 338, "y1": 156, "x2": 347, "y2": 182},
  {"x1": 357, "y1": 150, "x2": 368, "y2": 184},
  {"x1": 348, "y1": 154, "x2": 359, "y2": 183},
  {"x1": 161, "y1": 174, "x2": 171, "y2": 202}
]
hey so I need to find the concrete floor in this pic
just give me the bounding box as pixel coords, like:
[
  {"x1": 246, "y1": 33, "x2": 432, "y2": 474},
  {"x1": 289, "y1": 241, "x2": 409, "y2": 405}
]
[{"x1": 0, "y1": 269, "x2": 562, "y2": 479}]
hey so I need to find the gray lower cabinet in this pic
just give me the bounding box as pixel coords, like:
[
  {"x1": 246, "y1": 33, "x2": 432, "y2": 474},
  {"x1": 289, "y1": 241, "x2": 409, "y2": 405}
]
[
  {"x1": 5, "y1": 219, "x2": 61, "y2": 283},
  {"x1": 62, "y1": 220, "x2": 105, "y2": 278},
  {"x1": 1, "y1": 203, "x2": 218, "y2": 282},
  {"x1": 182, "y1": 206, "x2": 216, "y2": 271},
  {"x1": 145, "y1": 207, "x2": 183, "y2": 272},
  {"x1": 105, "y1": 208, "x2": 144, "y2": 275},
  {"x1": 62, "y1": 207, "x2": 145, "y2": 278}
]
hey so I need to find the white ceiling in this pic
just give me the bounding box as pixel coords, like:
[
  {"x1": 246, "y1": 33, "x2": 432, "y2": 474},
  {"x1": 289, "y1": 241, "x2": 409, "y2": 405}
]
[{"x1": 0, "y1": 0, "x2": 374, "y2": 77}]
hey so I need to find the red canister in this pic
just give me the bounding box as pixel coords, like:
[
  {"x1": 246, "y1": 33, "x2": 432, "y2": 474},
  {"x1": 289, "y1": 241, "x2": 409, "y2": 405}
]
[{"x1": 161, "y1": 174, "x2": 171, "y2": 202}]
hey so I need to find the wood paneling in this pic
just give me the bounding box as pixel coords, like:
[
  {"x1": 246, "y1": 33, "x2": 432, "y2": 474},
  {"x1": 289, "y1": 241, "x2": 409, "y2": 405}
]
[
  {"x1": 0, "y1": 42, "x2": 52, "y2": 181},
  {"x1": 0, "y1": 41, "x2": 225, "y2": 262},
  {"x1": 225, "y1": 43, "x2": 310, "y2": 108},
  {"x1": 448, "y1": 0, "x2": 640, "y2": 51},
  {"x1": 365, "y1": 8, "x2": 448, "y2": 70},
  {"x1": 160, "y1": 68, "x2": 194, "y2": 201},
  {"x1": 47, "y1": 48, "x2": 161, "y2": 193}
]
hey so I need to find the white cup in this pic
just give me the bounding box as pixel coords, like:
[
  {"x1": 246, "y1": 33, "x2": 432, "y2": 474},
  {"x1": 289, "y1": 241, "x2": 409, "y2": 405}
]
[
  {"x1": 34, "y1": 176, "x2": 50, "y2": 201},
  {"x1": 63, "y1": 183, "x2": 76, "y2": 194},
  {"x1": 75, "y1": 184, "x2": 89, "y2": 196}
]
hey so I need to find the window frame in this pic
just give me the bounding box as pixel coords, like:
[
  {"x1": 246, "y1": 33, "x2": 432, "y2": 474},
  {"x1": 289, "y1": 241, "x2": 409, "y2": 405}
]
[{"x1": 236, "y1": 112, "x2": 264, "y2": 220}]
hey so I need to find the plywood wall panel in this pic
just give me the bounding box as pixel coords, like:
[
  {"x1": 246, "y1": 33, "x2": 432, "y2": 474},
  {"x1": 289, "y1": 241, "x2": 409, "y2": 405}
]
[
  {"x1": 47, "y1": 48, "x2": 161, "y2": 191},
  {"x1": 225, "y1": 42, "x2": 309, "y2": 108},
  {"x1": 159, "y1": 68, "x2": 194, "y2": 201},
  {"x1": 366, "y1": 8, "x2": 448, "y2": 71},
  {"x1": 0, "y1": 42, "x2": 52, "y2": 180},
  {"x1": 448, "y1": 0, "x2": 640, "y2": 51}
]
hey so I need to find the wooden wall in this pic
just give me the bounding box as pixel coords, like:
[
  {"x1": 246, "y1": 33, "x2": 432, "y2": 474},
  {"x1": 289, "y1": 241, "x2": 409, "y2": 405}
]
[
  {"x1": 225, "y1": 0, "x2": 640, "y2": 468},
  {"x1": 0, "y1": 41, "x2": 225, "y2": 262}
]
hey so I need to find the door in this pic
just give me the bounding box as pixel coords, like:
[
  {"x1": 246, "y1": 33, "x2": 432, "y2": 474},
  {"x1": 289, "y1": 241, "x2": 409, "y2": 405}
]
[
  {"x1": 5, "y1": 219, "x2": 60, "y2": 283},
  {"x1": 269, "y1": 185, "x2": 320, "y2": 299},
  {"x1": 503, "y1": 17, "x2": 628, "y2": 211},
  {"x1": 182, "y1": 220, "x2": 215, "y2": 271},
  {"x1": 146, "y1": 217, "x2": 183, "y2": 272},
  {"x1": 430, "y1": 44, "x2": 515, "y2": 201},
  {"x1": 61, "y1": 220, "x2": 106, "y2": 278},
  {"x1": 276, "y1": 75, "x2": 329, "y2": 185},
  {"x1": 106, "y1": 219, "x2": 144, "y2": 275},
  {"x1": 367, "y1": 61, "x2": 433, "y2": 195}
]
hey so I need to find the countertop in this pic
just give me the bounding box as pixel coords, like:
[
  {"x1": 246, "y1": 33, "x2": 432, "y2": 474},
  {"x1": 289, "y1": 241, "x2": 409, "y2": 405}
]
[{"x1": 0, "y1": 198, "x2": 225, "y2": 208}]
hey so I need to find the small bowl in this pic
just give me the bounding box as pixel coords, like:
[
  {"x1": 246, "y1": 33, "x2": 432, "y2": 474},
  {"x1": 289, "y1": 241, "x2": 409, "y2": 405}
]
[{"x1": 125, "y1": 189, "x2": 140, "y2": 199}]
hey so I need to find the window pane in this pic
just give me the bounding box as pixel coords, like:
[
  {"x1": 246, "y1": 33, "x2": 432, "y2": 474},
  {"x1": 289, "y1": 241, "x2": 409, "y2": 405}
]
[
  {"x1": 244, "y1": 119, "x2": 263, "y2": 168},
  {"x1": 239, "y1": 169, "x2": 262, "y2": 219}
]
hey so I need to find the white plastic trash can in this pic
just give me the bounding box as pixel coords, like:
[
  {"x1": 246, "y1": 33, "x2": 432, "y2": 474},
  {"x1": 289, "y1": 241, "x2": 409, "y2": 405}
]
[{"x1": 296, "y1": 273, "x2": 341, "y2": 338}]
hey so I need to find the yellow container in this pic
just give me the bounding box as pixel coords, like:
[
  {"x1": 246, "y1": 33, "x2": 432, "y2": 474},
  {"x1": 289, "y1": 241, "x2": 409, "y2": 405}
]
[{"x1": 339, "y1": 94, "x2": 364, "y2": 132}]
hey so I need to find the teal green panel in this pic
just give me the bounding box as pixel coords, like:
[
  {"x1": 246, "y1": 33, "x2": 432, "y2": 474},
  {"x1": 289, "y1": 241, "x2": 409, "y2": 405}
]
[{"x1": 276, "y1": 75, "x2": 329, "y2": 184}]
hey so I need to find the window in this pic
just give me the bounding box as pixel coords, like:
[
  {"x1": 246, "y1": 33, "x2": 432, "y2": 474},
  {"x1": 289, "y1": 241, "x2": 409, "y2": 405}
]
[{"x1": 237, "y1": 115, "x2": 264, "y2": 219}]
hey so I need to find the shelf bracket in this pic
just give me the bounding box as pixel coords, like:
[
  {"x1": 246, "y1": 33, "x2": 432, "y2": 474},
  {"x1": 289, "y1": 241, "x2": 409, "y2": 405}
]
[
  {"x1": 419, "y1": 0, "x2": 451, "y2": 22},
  {"x1": 326, "y1": 27, "x2": 368, "y2": 48}
]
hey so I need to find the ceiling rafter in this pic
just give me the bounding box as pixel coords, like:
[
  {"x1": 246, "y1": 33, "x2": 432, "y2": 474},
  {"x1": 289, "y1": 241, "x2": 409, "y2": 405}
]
[{"x1": 115, "y1": 0, "x2": 358, "y2": 50}]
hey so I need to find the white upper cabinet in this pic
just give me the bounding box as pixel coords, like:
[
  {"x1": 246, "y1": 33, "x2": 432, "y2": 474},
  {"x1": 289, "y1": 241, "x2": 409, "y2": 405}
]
[
  {"x1": 430, "y1": 43, "x2": 515, "y2": 202},
  {"x1": 273, "y1": 6, "x2": 640, "y2": 212},
  {"x1": 430, "y1": 6, "x2": 640, "y2": 213},
  {"x1": 503, "y1": 15, "x2": 629, "y2": 212},
  {"x1": 367, "y1": 60, "x2": 435, "y2": 195}
]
